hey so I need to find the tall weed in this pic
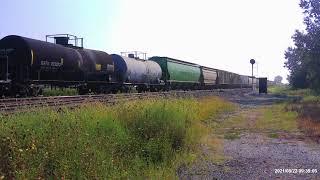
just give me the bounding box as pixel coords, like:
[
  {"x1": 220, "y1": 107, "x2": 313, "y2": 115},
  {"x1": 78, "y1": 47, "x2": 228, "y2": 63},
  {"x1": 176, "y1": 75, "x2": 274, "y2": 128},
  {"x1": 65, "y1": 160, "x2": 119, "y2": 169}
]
[{"x1": 0, "y1": 97, "x2": 234, "y2": 178}]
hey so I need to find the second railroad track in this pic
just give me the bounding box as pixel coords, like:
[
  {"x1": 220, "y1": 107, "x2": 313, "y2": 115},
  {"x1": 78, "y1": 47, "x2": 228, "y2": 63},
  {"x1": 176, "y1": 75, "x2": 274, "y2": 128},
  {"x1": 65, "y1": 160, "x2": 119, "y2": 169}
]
[{"x1": 0, "y1": 89, "x2": 251, "y2": 114}]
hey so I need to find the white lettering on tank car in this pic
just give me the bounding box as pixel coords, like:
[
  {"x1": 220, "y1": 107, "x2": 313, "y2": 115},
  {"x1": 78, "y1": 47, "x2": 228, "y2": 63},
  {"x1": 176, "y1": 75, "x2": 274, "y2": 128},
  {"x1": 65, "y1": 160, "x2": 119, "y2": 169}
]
[{"x1": 41, "y1": 60, "x2": 63, "y2": 67}]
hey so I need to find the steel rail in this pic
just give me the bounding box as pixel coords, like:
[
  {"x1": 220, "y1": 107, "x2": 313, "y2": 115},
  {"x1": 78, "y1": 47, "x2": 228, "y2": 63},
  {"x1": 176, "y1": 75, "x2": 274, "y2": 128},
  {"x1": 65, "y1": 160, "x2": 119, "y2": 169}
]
[{"x1": 0, "y1": 89, "x2": 251, "y2": 114}]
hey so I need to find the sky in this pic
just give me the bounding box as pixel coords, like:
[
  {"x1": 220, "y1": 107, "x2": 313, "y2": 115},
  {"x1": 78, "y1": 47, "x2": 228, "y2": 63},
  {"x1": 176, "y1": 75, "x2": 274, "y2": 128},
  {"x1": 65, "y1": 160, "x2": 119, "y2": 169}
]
[{"x1": 0, "y1": 0, "x2": 305, "y2": 83}]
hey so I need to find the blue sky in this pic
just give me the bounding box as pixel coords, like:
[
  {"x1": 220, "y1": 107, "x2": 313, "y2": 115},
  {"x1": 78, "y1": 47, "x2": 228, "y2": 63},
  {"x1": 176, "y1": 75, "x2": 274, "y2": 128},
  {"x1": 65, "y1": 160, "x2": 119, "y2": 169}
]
[
  {"x1": 0, "y1": 0, "x2": 120, "y2": 50},
  {"x1": 0, "y1": 0, "x2": 304, "y2": 82}
]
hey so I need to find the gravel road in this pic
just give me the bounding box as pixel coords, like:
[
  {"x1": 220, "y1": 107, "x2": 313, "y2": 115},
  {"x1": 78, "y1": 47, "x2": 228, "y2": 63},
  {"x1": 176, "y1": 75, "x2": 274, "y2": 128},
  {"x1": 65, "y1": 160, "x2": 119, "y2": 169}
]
[{"x1": 178, "y1": 92, "x2": 320, "y2": 180}]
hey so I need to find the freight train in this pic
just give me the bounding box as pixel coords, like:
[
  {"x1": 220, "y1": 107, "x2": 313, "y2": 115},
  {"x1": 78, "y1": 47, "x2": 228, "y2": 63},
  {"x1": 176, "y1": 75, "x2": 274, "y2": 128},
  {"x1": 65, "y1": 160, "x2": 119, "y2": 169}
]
[{"x1": 0, "y1": 34, "x2": 258, "y2": 97}]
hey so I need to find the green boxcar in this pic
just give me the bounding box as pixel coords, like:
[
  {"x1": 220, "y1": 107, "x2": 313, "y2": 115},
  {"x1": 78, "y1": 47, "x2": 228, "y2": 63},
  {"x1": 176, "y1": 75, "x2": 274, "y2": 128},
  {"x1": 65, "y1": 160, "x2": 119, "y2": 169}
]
[{"x1": 149, "y1": 56, "x2": 201, "y2": 85}]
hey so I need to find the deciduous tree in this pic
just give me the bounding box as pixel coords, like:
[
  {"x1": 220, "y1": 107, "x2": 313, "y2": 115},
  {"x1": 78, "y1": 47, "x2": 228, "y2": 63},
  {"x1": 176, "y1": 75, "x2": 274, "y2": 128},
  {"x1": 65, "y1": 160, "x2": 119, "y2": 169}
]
[
  {"x1": 284, "y1": 0, "x2": 320, "y2": 89},
  {"x1": 274, "y1": 75, "x2": 283, "y2": 84}
]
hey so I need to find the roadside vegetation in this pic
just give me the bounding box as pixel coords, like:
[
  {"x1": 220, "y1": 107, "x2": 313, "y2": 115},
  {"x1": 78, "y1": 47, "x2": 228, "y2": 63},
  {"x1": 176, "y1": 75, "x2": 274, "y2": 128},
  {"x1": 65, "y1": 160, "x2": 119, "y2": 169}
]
[
  {"x1": 268, "y1": 85, "x2": 320, "y2": 141},
  {"x1": 209, "y1": 104, "x2": 298, "y2": 141},
  {"x1": 0, "y1": 96, "x2": 234, "y2": 179},
  {"x1": 198, "y1": 102, "x2": 299, "y2": 165},
  {"x1": 268, "y1": 85, "x2": 320, "y2": 103},
  {"x1": 284, "y1": 0, "x2": 320, "y2": 91},
  {"x1": 280, "y1": 0, "x2": 320, "y2": 140},
  {"x1": 256, "y1": 105, "x2": 298, "y2": 133},
  {"x1": 268, "y1": 85, "x2": 309, "y2": 96}
]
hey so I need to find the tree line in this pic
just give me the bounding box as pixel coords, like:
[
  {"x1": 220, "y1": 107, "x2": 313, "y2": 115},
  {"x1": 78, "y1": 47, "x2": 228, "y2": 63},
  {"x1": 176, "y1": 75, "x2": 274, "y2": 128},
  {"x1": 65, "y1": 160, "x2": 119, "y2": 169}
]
[{"x1": 285, "y1": 0, "x2": 320, "y2": 90}]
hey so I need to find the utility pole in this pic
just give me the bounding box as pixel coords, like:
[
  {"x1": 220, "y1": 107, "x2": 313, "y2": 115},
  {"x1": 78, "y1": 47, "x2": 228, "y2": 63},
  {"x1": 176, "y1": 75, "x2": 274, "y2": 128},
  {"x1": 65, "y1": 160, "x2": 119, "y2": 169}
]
[
  {"x1": 250, "y1": 59, "x2": 255, "y2": 91},
  {"x1": 256, "y1": 62, "x2": 258, "y2": 77}
]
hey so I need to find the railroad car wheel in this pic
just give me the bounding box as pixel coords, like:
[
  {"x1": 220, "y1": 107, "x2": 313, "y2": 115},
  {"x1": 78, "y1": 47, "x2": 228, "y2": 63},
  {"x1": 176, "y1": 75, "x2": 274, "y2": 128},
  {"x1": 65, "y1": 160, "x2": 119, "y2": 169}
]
[
  {"x1": 149, "y1": 87, "x2": 157, "y2": 92},
  {"x1": 78, "y1": 86, "x2": 89, "y2": 95},
  {"x1": 165, "y1": 85, "x2": 171, "y2": 92},
  {"x1": 123, "y1": 87, "x2": 130, "y2": 93},
  {"x1": 17, "y1": 87, "x2": 28, "y2": 97},
  {"x1": 137, "y1": 85, "x2": 146, "y2": 93},
  {"x1": 137, "y1": 88, "x2": 143, "y2": 93}
]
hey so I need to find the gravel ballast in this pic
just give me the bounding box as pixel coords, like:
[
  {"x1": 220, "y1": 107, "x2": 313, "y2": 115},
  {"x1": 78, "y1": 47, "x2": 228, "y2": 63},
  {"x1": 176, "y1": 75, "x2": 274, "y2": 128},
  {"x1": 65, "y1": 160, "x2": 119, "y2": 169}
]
[{"x1": 178, "y1": 92, "x2": 320, "y2": 180}]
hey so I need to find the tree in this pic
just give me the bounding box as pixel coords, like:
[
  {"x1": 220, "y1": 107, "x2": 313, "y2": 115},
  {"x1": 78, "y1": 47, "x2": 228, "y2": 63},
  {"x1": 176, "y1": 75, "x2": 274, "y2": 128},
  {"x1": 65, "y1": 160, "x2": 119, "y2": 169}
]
[
  {"x1": 274, "y1": 75, "x2": 283, "y2": 84},
  {"x1": 284, "y1": 0, "x2": 320, "y2": 90}
]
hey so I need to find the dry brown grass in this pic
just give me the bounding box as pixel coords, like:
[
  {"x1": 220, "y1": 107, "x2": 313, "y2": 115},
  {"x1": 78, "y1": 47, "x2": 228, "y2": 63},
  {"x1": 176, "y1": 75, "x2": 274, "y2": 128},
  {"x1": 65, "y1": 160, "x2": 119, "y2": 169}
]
[
  {"x1": 299, "y1": 117, "x2": 320, "y2": 138},
  {"x1": 286, "y1": 101, "x2": 320, "y2": 141}
]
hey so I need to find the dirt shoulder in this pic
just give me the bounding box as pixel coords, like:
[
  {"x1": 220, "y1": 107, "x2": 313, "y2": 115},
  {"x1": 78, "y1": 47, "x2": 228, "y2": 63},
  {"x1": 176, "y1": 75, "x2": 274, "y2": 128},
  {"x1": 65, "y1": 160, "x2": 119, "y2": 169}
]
[{"x1": 178, "y1": 92, "x2": 320, "y2": 180}]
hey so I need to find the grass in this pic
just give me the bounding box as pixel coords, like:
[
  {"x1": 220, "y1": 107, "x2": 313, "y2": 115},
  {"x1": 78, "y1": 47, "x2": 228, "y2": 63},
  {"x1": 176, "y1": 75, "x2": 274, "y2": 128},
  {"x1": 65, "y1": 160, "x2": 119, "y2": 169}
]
[
  {"x1": 268, "y1": 85, "x2": 313, "y2": 97},
  {"x1": 299, "y1": 117, "x2": 320, "y2": 138},
  {"x1": 268, "y1": 86, "x2": 320, "y2": 138},
  {"x1": 208, "y1": 106, "x2": 266, "y2": 141},
  {"x1": 210, "y1": 114, "x2": 246, "y2": 139},
  {"x1": 0, "y1": 96, "x2": 234, "y2": 179},
  {"x1": 268, "y1": 85, "x2": 320, "y2": 103},
  {"x1": 267, "y1": 133, "x2": 279, "y2": 139},
  {"x1": 42, "y1": 88, "x2": 78, "y2": 96},
  {"x1": 207, "y1": 103, "x2": 298, "y2": 145},
  {"x1": 223, "y1": 132, "x2": 242, "y2": 140},
  {"x1": 255, "y1": 104, "x2": 298, "y2": 132},
  {"x1": 268, "y1": 85, "x2": 290, "y2": 94}
]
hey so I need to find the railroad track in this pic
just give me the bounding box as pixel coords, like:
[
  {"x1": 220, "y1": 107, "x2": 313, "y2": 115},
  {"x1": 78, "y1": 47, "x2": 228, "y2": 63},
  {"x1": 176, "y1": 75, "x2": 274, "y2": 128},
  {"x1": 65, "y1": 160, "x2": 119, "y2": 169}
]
[{"x1": 0, "y1": 89, "x2": 251, "y2": 114}]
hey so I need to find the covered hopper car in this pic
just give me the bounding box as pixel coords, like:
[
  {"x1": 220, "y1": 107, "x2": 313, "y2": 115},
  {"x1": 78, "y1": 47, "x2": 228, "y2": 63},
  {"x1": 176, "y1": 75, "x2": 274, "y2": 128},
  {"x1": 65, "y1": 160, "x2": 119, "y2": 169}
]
[
  {"x1": 149, "y1": 56, "x2": 201, "y2": 90},
  {"x1": 200, "y1": 66, "x2": 218, "y2": 89}
]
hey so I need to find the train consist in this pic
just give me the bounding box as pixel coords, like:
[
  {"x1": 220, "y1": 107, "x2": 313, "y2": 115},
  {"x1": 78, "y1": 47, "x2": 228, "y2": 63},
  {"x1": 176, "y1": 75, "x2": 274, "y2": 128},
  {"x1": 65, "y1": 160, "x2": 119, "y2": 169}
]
[{"x1": 0, "y1": 34, "x2": 258, "y2": 97}]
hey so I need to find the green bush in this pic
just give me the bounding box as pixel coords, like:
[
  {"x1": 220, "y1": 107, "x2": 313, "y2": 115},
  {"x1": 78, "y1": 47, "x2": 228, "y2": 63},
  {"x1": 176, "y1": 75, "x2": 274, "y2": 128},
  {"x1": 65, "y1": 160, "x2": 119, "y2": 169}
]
[{"x1": 0, "y1": 97, "x2": 234, "y2": 179}]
